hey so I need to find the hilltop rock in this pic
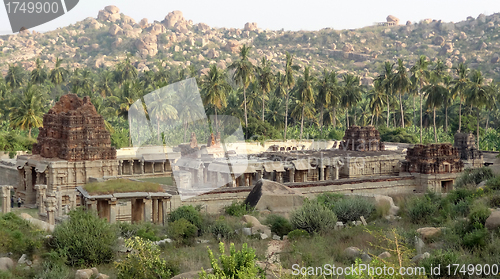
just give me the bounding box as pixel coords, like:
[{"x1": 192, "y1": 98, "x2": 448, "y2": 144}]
[
  {"x1": 88, "y1": 19, "x2": 103, "y2": 30},
  {"x1": 433, "y1": 36, "x2": 445, "y2": 46},
  {"x1": 244, "y1": 22, "x2": 258, "y2": 31},
  {"x1": 104, "y1": 5, "x2": 119, "y2": 14},
  {"x1": 491, "y1": 54, "x2": 500, "y2": 63},
  {"x1": 225, "y1": 40, "x2": 240, "y2": 53},
  {"x1": 112, "y1": 38, "x2": 122, "y2": 48},
  {"x1": 197, "y1": 23, "x2": 210, "y2": 32},
  {"x1": 139, "y1": 18, "x2": 149, "y2": 28},
  {"x1": 150, "y1": 23, "x2": 166, "y2": 35},
  {"x1": 387, "y1": 15, "x2": 399, "y2": 25},
  {"x1": 97, "y1": 6, "x2": 120, "y2": 22},
  {"x1": 108, "y1": 24, "x2": 123, "y2": 36},
  {"x1": 406, "y1": 20, "x2": 412, "y2": 25},
  {"x1": 342, "y1": 43, "x2": 354, "y2": 52},
  {"x1": 122, "y1": 15, "x2": 135, "y2": 25},
  {"x1": 135, "y1": 34, "x2": 158, "y2": 58},
  {"x1": 164, "y1": 11, "x2": 185, "y2": 28},
  {"x1": 174, "y1": 21, "x2": 189, "y2": 34},
  {"x1": 459, "y1": 32, "x2": 467, "y2": 40},
  {"x1": 206, "y1": 48, "x2": 219, "y2": 59}
]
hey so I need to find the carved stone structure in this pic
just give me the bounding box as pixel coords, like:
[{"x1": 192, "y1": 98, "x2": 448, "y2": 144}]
[
  {"x1": 340, "y1": 126, "x2": 385, "y2": 151},
  {"x1": 0, "y1": 185, "x2": 13, "y2": 213},
  {"x1": 33, "y1": 94, "x2": 116, "y2": 161},
  {"x1": 454, "y1": 133, "x2": 483, "y2": 168},
  {"x1": 189, "y1": 132, "x2": 198, "y2": 148},
  {"x1": 401, "y1": 144, "x2": 463, "y2": 174},
  {"x1": 207, "y1": 133, "x2": 216, "y2": 147}
]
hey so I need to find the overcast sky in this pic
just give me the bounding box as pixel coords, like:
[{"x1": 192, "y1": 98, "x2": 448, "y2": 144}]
[{"x1": 1, "y1": 0, "x2": 499, "y2": 34}]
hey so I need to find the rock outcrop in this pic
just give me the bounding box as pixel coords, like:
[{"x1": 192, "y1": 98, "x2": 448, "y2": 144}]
[
  {"x1": 135, "y1": 34, "x2": 158, "y2": 58},
  {"x1": 97, "y1": 6, "x2": 120, "y2": 22},
  {"x1": 244, "y1": 22, "x2": 258, "y2": 31},
  {"x1": 244, "y1": 179, "x2": 304, "y2": 215}
]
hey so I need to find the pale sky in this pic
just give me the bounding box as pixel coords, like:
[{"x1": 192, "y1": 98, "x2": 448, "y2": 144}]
[{"x1": 1, "y1": 0, "x2": 499, "y2": 34}]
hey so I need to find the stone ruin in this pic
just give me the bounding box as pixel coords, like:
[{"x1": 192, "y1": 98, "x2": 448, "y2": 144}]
[
  {"x1": 454, "y1": 133, "x2": 483, "y2": 161},
  {"x1": 32, "y1": 94, "x2": 116, "y2": 161},
  {"x1": 206, "y1": 132, "x2": 221, "y2": 148},
  {"x1": 189, "y1": 132, "x2": 198, "y2": 148},
  {"x1": 340, "y1": 126, "x2": 385, "y2": 151},
  {"x1": 401, "y1": 143, "x2": 463, "y2": 174}
]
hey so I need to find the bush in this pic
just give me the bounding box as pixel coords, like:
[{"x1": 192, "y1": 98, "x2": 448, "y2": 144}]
[
  {"x1": 115, "y1": 236, "x2": 172, "y2": 279},
  {"x1": 199, "y1": 242, "x2": 264, "y2": 279},
  {"x1": 209, "y1": 218, "x2": 235, "y2": 240},
  {"x1": 290, "y1": 201, "x2": 337, "y2": 234},
  {"x1": 331, "y1": 197, "x2": 375, "y2": 223},
  {"x1": 287, "y1": 229, "x2": 309, "y2": 240},
  {"x1": 52, "y1": 209, "x2": 117, "y2": 266},
  {"x1": 0, "y1": 213, "x2": 43, "y2": 257},
  {"x1": 244, "y1": 117, "x2": 282, "y2": 141},
  {"x1": 116, "y1": 222, "x2": 164, "y2": 241},
  {"x1": 169, "y1": 205, "x2": 202, "y2": 229},
  {"x1": 486, "y1": 175, "x2": 500, "y2": 190},
  {"x1": 406, "y1": 196, "x2": 438, "y2": 224},
  {"x1": 169, "y1": 218, "x2": 197, "y2": 246},
  {"x1": 421, "y1": 250, "x2": 461, "y2": 278},
  {"x1": 315, "y1": 193, "x2": 344, "y2": 210},
  {"x1": 224, "y1": 201, "x2": 253, "y2": 217},
  {"x1": 455, "y1": 167, "x2": 494, "y2": 188},
  {"x1": 489, "y1": 193, "x2": 500, "y2": 207},
  {"x1": 264, "y1": 215, "x2": 293, "y2": 237}
]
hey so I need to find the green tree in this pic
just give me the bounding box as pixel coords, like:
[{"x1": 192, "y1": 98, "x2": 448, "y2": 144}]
[
  {"x1": 465, "y1": 70, "x2": 496, "y2": 148},
  {"x1": 49, "y1": 58, "x2": 69, "y2": 87},
  {"x1": 30, "y1": 58, "x2": 47, "y2": 85},
  {"x1": 392, "y1": 59, "x2": 411, "y2": 128},
  {"x1": 317, "y1": 69, "x2": 340, "y2": 129},
  {"x1": 452, "y1": 63, "x2": 470, "y2": 133},
  {"x1": 283, "y1": 52, "x2": 300, "y2": 140},
  {"x1": 410, "y1": 55, "x2": 431, "y2": 143},
  {"x1": 149, "y1": 91, "x2": 178, "y2": 142},
  {"x1": 9, "y1": 83, "x2": 44, "y2": 138},
  {"x1": 229, "y1": 45, "x2": 254, "y2": 130},
  {"x1": 201, "y1": 64, "x2": 231, "y2": 132},
  {"x1": 5, "y1": 64, "x2": 25, "y2": 89},
  {"x1": 375, "y1": 61, "x2": 394, "y2": 128},
  {"x1": 423, "y1": 69, "x2": 447, "y2": 143},
  {"x1": 256, "y1": 57, "x2": 275, "y2": 121},
  {"x1": 114, "y1": 53, "x2": 138, "y2": 85},
  {"x1": 368, "y1": 84, "x2": 387, "y2": 126},
  {"x1": 95, "y1": 70, "x2": 116, "y2": 97},
  {"x1": 294, "y1": 66, "x2": 316, "y2": 140},
  {"x1": 341, "y1": 74, "x2": 363, "y2": 127}
]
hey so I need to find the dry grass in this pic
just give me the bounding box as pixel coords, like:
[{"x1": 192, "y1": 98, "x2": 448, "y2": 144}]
[{"x1": 84, "y1": 179, "x2": 163, "y2": 195}]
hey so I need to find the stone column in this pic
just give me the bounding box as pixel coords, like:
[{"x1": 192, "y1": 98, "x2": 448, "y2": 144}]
[
  {"x1": 161, "y1": 199, "x2": 168, "y2": 226},
  {"x1": 140, "y1": 160, "x2": 145, "y2": 174},
  {"x1": 118, "y1": 160, "x2": 123, "y2": 175},
  {"x1": 335, "y1": 166, "x2": 340, "y2": 180},
  {"x1": 25, "y1": 167, "x2": 35, "y2": 204},
  {"x1": 319, "y1": 158, "x2": 325, "y2": 181},
  {"x1": 161, "y1": 162, "x2": 165, "y2": 173},
  {"x1": 129, "y1": 160, "x2": 133, "y2": 175},
  {"x1": 69, "y1": 191, "x2": 77, "y2": 210},
  {"x1": 289, "y1": 168, "x2": 295, "y2": 183},
  {"x1": 45, "y1": 195, "x2": 56, "y2": 226},
  {"x1": 131, "y1": 198, "x2": 145, "y2": 223},
  {"x1": 276, "y1": 172, "x2": 283, "y2": 183},
  {"x1": 144, "y1": 197, "x2": 152, "y2": 222},
  {"x1": 158, "y1": 199, "x2": 164, "y2": 225},
  {"x1": 55, "y1": 186, "x2": 62, "y2": 217},
  {"x1": 152, "y1": 162, "x2": 155, "y2": 174},
  {"x1": 0, "y1": 185, "x2": 13, "y2": 213},
  {"x1": 87, "y1": 199, "x2": 97, "y2": 211},
  {"x1": 108, "y1": 198, "x2": 117, "y2": 224},
  {"x1": 152, "y1": 199, "x2": 158, "y2": 224},
  {"x1": 34, "y1": 185, "x2": 47, "y2": 215}
]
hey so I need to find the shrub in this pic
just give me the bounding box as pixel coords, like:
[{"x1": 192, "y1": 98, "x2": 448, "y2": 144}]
[
  {"x1": 116, "y1": 222, "x2": 164, "y2": 241},
  {"x1": 169, "y1": 205, "x2": 202, "y2": 229},
  {"x1": 0, "y1": 213, "x2": 43, "y2": 257},
  {"x1": 290, "y1": 201, "x2": 337, "y2": 234},
  {"x1": 332, "y1": 197, "x2": 375, "y2": 223},
  {"x1": 115, "y1": 236, "x2": 172, "y2": 279},
  {"x1": 244, "y1": 117, "x2": 282, "y2": 141},
  {"x1": 315, "y1": 193, "x2": 344, "y2": 210},
  {"x1": 264, "y1": 215, "x2": 293, "y2": 237},
  {"x1": 421, "y1": 250, "x2": 461, "y2": 278},
  {"x1": 486, "y1": 175, "x2": 500, "y2": 190},
  {"x1": 287, "y1": 229, "x2": 309, "y2": 240},
  {"x1": 169, "y1": 218, "x2": 197, "y2": 246},
  {"x1": 209, "y1": 218, "x2": 235, "y2": 240},
  {"x1": 199, "y1": 242, "x2": 264, "y2": 279},
  {"x1": 224, "y1": 201, "x2": 253, "y2": 217},
  {"x1": 455, "y1": 167, "x2": 494, "y2": 188},
  {"x1": 406, "y1": 196, "x2": 438, "y2": 224},
  {"x1": 52, "y1": 209, "x2": 117, "y2": 266},
  {"x1": 489, "y1": 193, "x2": 500, "y2": 207},
  {"x1": 468, "y1": 202, "x2": 490, "y2": 226}
]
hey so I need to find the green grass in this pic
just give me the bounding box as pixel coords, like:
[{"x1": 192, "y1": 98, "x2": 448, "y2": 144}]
[
  {"x1": 137, "y1": 176, "x2": 174, "y2": 186},
  {"x1": 83, "y1": 179, "x2": 164, "y2": 195}
]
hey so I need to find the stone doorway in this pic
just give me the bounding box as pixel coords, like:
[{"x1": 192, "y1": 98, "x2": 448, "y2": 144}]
[{"x1": 441, "y1": 180, "x2": 453, "y2": 193}]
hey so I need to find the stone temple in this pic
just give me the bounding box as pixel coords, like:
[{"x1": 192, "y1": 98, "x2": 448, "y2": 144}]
[{"x1": 0, "y1": 94, "x2": 489, "y2": 219}]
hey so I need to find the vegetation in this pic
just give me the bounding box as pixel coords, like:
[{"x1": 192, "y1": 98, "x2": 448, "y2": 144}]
[
  {"x1": 83, "y1": 179, "x2": 163, "y2": 195},
  {"x1": 224, "y1": 201, "x2": 254, "y2": 217},
  {"x1": 290, "y1": 200, "x2": 337, "y2": 233},
  {"x1": 169, "y1": 205, "x2": 203, "y2": 229}
]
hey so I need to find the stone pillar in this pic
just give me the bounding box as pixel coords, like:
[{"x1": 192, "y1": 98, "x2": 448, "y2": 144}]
[
  {"x1": 118, "y1": 160, "x2": 122, "y2": 175},
  {"x1": 158, "y1": 199, "x2": 164, "y2": 225},
  {"x1": 302, "y1": 171, "x2": 308, "y2": 182},
  {"x1": 55, "y1": 186, "x2": 62, "y2": 217},
  {"x1": 131, "y1": 198, "x2": 145, "y2": 223},
  {"x1": 276, "y1": 172, "x2": 283, "y2": 183},
  {"x1": 140, "y1": 160, "x2": 145, "y2": 174},
  {"x1": 129, "y1": 160, "x2": 133, "y2": 175},
  {"x1": 144, "y1": 198, "x2": 152, "y2": 222},
  {"x1": 25, "y1": 167, "x2": 36, "y2": 204},
  {"x1": 161, "y1": 199, "x2": 168, "y2": 226},
  {"x1": 335, "y1": 166, "x2": 340, "y2": 180},
  {"x1": 161, "y1": 162, "x2": 165, "y2": 173},
  {"x1": 152, "y1": 162, "x2": 155, "y2": 174},
  {"x1": 45, "y1": 195, "x2": 56, "y2": 226},
  {"x1": 87, "y1": 199, "x2": 97, "y2": 211},
  {"x1": 152, "y1": 199, "x2": 158, "y2": 224},
  {"x1": 0, "y1": 185, "x2": 13, "y2": 213},
  {"x1": 69, "y1": 191, "x2": 77, "y2": 210},
  {"x1": 319, "y1": 158, "x2": 325, "y2": 181},
  {"x1": 108, "y1": 198, "x2": 117, "y2": 224},
  {"x1": 34, "y1": 185, "x2": 47, "y2": 215},
  {"x1": 289, "y1": 168, "x2": 295, "y2": 183},
  {"x1": 239, "y1": 174, "x2": 245, "y2": 187}
]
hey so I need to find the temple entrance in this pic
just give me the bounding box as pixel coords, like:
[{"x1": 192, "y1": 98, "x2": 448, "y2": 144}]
[{"x1": 441, "y1": 180, "x2": 453, "y2": 193}]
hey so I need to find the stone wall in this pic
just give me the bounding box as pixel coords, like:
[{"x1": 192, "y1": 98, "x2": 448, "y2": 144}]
[
  {"x1": 401, "y1": 143, "x2": 463, "y2": 174},
  {"x1": 341, "y1": 126, "x2": 384, "y2": 151},
  {"x1": 0, "y1": 163, "x2": 19, "y2": 187}
]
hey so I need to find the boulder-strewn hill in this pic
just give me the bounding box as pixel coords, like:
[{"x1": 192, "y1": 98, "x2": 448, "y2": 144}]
[{"x1": 1, "y1": 6, "x2": 500, "y2": 83}]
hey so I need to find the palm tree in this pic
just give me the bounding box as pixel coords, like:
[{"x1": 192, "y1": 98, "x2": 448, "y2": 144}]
[
  {"x1": 30, "y1": 58, "x2": 47, "y2": 85},
  {"x1": 118, "y1": 80, "x2": 144, "y2": 146},
  {"x1": 256, "y1": 57, "x2": 275, "y2": 121},
  {"x1": 71, "y1": 69, "x2": 94, "y2": 96},
  {"x1": 375, "y1": 62, "x2": 394, "y2": 127},
  {"x1": 410, "y1": 55, "x2": 431, "y2": 143},
  {"x1": 392, "y1": 59, "x2": 411, "y2": 128},
  {"x1": 177, "y1": 86, "x2": 206, "y2": 142},
  {"x1": 451, "y1": 63, "x2": 470, "y2": 133},
  {"x1": 317, "y1": 70, "x2": 339, "y2": 130},
  {"x1": 423, "y1": 71, "x2": 447, "y2": 143},
  {"x1": 115, "y1": 53, "x2": 138, "y2": 85},
  {"x1": 341, "y1": 74, "x2": 363, "y2": 127},
  {"x1": 465, "y1": 70, "x2": 496, "y2": 148},
  {"x1": 283, "y1": 52, "x2": 300, "y2": 140},
  {"x1": 442, "y1": 75, "x2": 453, "y2": 132},
  {"x1": 5, "y1": 64, "x2": 25, "y2": 89},
  {"x1": 229, "y1": 45, "x2": 254, "y2": 131},
  {"x1": 49, "y1": 58, "x2": 69, "y2": 97},
  {"x1": 9, "y1": 83, "x2": 44, "y2": 138},
  {"x1": 148, "y1": 92, "x2": 178, "y2": 143},
  {"x1": 294, "y1": 66, "x2": 316, "y2": 140},
  {"x1": 95, "y1": 70, "x2": 116, "y2": 97},
  {"x1": 201, "y1": 64, "x2": 231, "y2": 132},
  {"x1": 368, "y1": 83, "x2": 387, "y2": 126}
]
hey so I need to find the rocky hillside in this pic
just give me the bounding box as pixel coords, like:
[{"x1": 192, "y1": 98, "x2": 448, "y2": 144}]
[{"x1": 1, "y1": 6, "x2": 500, "y2": 83}]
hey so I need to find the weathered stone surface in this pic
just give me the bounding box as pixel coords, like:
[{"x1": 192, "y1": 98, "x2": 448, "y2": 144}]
[
  {"x1": 412, "y1": 252, "x2": 430, "y2": 263},
  {"x1": 225, "y1": 40, "x2": 240, "y2": 53},
  {"x1": 341, "y1": 126, "x2": 384, "y2": 151},
  {"x1": 75, "y1": 269, "x2": 93, "y2": 279},
  {"x1": 97, "y1": 274, "x2": 110, "y2": 279},
  {"x1": 417, "y1": 227, "x2": 442, "y2": 240},
  {"x1": 386, "y1": 15, "x2": 399, "y2": 25},
  {"x1": 454, "y1": 133, "x2": 483, "y2": 161},
  {"x1": 244, "y1": 179, "x2": 304, "y2": 214},
  {"x1": 485, "y1": 210, "x2": 500, "y2": 230},
  {"x1": 242, "y1": 215, "x2": 261, "y2": 226},
  {"x1": 108, "y1": 24, "x2": 123, "y2": 36},
  {"x1": 0, "y1": 257, "x2": 14, "y2": 271},
  {"x1": 401, "y1": 144, "x2": 463, "y2": 174},
  {"x1": 135, "y1": 34, "x2": 158, "y2": 57},
  {"x1": 32, "y1": 94, "x2": 116, "y2": 161},
  {"x1": 433, "y1": 36, "x2": 445, "y2": 46},
  {"x1": 344, "y1": 247, "x2": 361, "y2": 259},
  {"x1": 244, "y1": 22, "x2": 258, "y2": 31},
  {"x1": 378, "y1": 251, "x2": 391, "y2": 259},
  {"x1": 164, "y1": 11, "x2": 185, "y2": 28}
]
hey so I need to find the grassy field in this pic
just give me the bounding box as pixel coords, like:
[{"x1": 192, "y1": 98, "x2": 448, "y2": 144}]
[
  {"x1": 84, "y1": 179, "x2": 163, "y2": 195},
  {"x1": 137, "y1": 176, "x2": 174, "y2": 186}
]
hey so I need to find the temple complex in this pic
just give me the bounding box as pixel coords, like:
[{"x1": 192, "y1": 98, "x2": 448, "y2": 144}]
[
  {"x1": 454, "y1": 133, "x2": 483, "y2": 168},
  {"x1": 340, "y1": 126, "x2": 385, "y2": 151}
]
